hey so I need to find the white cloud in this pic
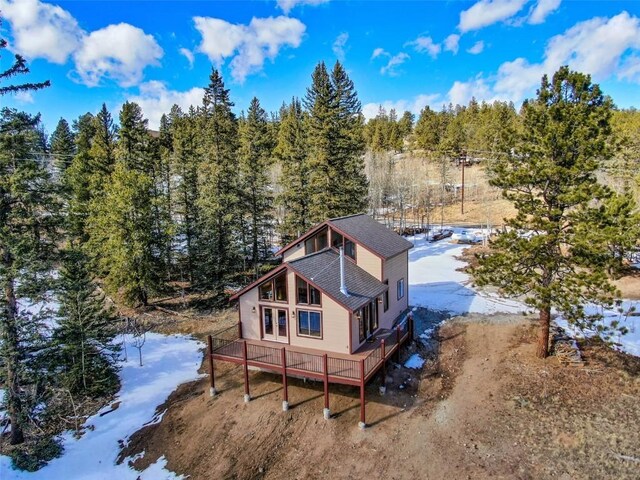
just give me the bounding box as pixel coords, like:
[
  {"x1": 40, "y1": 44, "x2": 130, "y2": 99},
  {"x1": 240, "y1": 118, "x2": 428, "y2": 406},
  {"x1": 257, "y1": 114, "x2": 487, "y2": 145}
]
[
  {"x1": 179, "y1": 48, "x2": 195, "y2": 68},
  {"x1": 459, "y1": 0, "x2": 527, "y2": 33},
  {"x1": 72, "y1": 23, "x2": 163, "y2": 88},
  {"x1": 444, "y1": 34, "x2": 461, "y2": 54},
  {"x1": 0, "y1": 0, "x2": 163, "y2": 87},
  {"x1": 0, "y1": 0, "x2": 83, "y2": 63},
  {"x1": 380, "y1": 52, "x2": 410, "y2": 76},
  {"x1": 332, "y1": 32, "x2": 349, "y2": 61},
  {"x1": 371, "y1": 47, "x2": 389, "y2": 60},
  {"x1": 128, "y1": 81, "x2": 205, "y2": 130},
  {"x1": 528, "y1": 0, "x2": 561, "y2": 25},
  {"x1": 14, "y1": 91, "x2": 34, "y2": 104},
  {"x1": 450, "y1": 12, "x2": 640, "y2": 105},
  {"x1": 362, "y1": 93, "x2": 441, "y2": 120},
  {"x1": 407, "y1": 36, "x2": 441, "y2": 58},
  {"x1": 276, "y1": 0, "x2": 330, "y2": 14},
  {"x1": 467, "y1": 40, "x2": 485, "y2": 55},
  {"x1": 194, "y1": 16, "x2": 305, "y2": 83}
]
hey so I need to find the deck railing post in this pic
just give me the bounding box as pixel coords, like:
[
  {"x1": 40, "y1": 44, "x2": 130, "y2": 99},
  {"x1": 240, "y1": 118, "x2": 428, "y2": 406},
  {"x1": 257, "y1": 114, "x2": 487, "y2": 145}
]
[
  {"x1": 281, "y1": 347, "x2": 289, "y2": 411},
  {"x1": 207, "y1": 335, "x2": 217, "y2": 396},
  {"x1": 359, "y1": 359, "x2": 366, "y2": 429},
  {"x1": 379, "y1": 339, "x2": 386, "y2": 396},
  {"x1": 238, "y1": 320, "x2": 243, "y2": 339},
  {"x1": 395, "y1": 325, "x2": 401, "y2": 362},
  {"x1": 242, "y1": 340, "x2": 250, "y2": 403},
  {"x1": 323, "y1": 354, "x2": 330, "y2": 419},
  {"x1": 408, "y1": 314, "x2": 413, "y2": 342}
]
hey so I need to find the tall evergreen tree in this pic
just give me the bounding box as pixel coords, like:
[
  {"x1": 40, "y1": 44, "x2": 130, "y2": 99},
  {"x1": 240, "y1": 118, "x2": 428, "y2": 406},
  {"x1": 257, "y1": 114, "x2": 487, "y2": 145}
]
[
  {"x1": 0, "y1": 109, "x2": 59, "y2": 445},
  {"x1": 474, "y1": 66, "x2": 632, "y2": 358},
  {"x1": 50, "y1": 118, "x2": 76, "y2": 174},
  {"x1": 65, "y1": 113, "x2": 96, "y2": 243},
  {"x1": 89, "y1": 104, "x2": 116, "y2": 194},
  {"x1": 194, "y1": 68, "x2": 240, "y2": 299},
  {"x1": 87, "y1": 103, "x2": 160, "y2": 306},
  {"x1": 239, "y1": 97, "x2": 274, "y2": 276},
  {"x1": 52, "y1": 249, "x2": 119, "y2": 397},
  {"x1": 275, "y1": 98, "x2": 312, "y2": 243}
]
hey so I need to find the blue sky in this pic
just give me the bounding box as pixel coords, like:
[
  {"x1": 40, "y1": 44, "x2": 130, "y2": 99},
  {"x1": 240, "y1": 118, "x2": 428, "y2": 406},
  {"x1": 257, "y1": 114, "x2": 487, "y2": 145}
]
[{"x1": 1, "y1": 0, "x2": 639, "y2": 133}]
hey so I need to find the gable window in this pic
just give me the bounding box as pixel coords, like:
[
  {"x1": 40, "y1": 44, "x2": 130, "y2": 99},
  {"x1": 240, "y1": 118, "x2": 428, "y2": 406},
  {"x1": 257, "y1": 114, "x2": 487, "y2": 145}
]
[
  {"x1": 296, "y1": 276, "x2": 321, "y2": 305},
  {"x1": 259, "y1": 271, "x2": 288, "y2": 302},
  {"x1": 397, "y1": 278, "x2": 405, "y2": 301},
  {"x1": 330, "y1": 230, "x2": 356, "y2": 260},
  {"x1": 298, "y1": 310, "x2": 322, "y2": 338},
  {"x1": 304, "y1": 227, "x2": 329, "y2": 255}
]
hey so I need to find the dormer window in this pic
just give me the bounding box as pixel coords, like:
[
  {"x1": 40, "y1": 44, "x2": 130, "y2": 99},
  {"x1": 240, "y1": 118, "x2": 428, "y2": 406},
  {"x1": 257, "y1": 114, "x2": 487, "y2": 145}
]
[
  {"x1": 304, "y1": 227, "x2": 328, "y2": 255},
  {"x1": 331, "y1": 230, "x2": 355, "y2": 260}
]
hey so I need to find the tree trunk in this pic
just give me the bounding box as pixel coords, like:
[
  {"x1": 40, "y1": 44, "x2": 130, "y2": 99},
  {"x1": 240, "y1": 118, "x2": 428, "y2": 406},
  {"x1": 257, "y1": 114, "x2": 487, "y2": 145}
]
[
  {"x1": 2, "y1": 268, "x2": 25, "y2": 445},
  {"x1": 536, "y1": 306, "x2": 551, "y2": 359}
]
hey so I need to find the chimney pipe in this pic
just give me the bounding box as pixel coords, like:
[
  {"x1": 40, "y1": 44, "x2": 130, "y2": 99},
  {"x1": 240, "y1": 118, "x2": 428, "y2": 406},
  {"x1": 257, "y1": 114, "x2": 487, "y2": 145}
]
[{"x1": 340, "y1": 247, "x2": 349, "y2": 296}]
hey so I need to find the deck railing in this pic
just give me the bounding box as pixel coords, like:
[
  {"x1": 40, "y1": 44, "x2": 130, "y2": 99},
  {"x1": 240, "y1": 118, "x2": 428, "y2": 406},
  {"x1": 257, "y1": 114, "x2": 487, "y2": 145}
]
[{"x1": 209, "y1": 315, "x2": 412, "y2": 385}]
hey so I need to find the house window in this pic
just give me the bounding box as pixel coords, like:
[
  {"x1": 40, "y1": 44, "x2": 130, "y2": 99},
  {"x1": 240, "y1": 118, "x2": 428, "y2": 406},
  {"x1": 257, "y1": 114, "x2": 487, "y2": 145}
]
[
  {"x1": 383, "y1": 280, "x2": 389, "y2": 312},
  {"x1": 296, "y1": 276, "x2": 321, "y2": 306},
  {"x1": 397, "y1": 278, "x2": 405, "y2": 301},
  {"x1": 260, "y1": 272, "x2": 287, "y2": 302},
  {"x1": 298, "y1": 310, "x2": 322, "y2": 338},
  {"x1": 304, "y1": 227, "x2": 329, "y2": 255},
  {"x1": 330, "y1": 230, "x2": 355, "y2": 260}
]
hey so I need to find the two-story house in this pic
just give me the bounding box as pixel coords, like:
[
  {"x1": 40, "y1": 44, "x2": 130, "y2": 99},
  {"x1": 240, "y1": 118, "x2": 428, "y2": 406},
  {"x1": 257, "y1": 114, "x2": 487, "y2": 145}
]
[
  {"x1": 208, "y1": 214, "x2": 413, "y2": 428},
  {"x1": 230, "y1": 213, "x2": 413, "y2": 354}
]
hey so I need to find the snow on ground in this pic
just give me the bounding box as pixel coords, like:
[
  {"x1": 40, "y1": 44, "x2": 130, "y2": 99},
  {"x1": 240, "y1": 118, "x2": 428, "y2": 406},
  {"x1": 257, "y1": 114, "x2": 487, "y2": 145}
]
[
  {"x1": 0, "y1": 333, "x2": 204, "y2": 480},
  {"x1": 555, "y1": 301, "x2": 640, "y2": 357},
  {"x1": 407, "y1": 232, "x2": 526, "y2": 316},
  {"x1": 407, "y1": 230, "x2": 640, "y2": 357},
  {"x1": 404, "y1": 353, "x2": 425, "y2": 369}
]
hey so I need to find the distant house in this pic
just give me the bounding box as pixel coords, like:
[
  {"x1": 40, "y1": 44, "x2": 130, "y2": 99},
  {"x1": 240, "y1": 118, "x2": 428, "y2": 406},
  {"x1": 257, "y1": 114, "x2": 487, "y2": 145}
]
[
  {"x1": 208, "y1": 214, "x2": 414, "y2": 428},
  {"x1": 231, "y1": 213, "x2": 413, "y2": 353}
]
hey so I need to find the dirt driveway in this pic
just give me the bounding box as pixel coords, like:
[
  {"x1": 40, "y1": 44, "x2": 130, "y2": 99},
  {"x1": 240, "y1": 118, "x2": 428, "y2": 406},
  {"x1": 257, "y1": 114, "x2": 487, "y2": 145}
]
[{"x1": 122, "y1": 315, "x2": 640, "y2": 480}]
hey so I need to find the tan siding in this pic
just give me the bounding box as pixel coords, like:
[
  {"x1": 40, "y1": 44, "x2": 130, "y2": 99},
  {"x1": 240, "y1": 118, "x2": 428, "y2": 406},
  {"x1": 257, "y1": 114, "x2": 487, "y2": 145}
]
[
  {"x1": 238, "y1": 268, "x2": 351, "y2": 354},
  {"x1": 239, "y1": 286, "x2": 261, "y2": 340},
  {"x1": 356, "y1": 244, "x2": 382, "y2": 280},
  {"x1": 351, "y1": 312, "x2": 363, "y2": 353},
  {"x1": 380, "y1": 252, "x2": 409, "y2": 329},
  {"x1": 282, "y1": 242, "x2": 306, "y2": 262}
]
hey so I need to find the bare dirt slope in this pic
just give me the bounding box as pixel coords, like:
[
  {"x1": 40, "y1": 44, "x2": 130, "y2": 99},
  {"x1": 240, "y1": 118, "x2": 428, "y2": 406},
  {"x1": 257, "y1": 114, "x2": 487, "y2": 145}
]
[{"x1": 122, "y1": 316, "x2": 640, "y2": 479}]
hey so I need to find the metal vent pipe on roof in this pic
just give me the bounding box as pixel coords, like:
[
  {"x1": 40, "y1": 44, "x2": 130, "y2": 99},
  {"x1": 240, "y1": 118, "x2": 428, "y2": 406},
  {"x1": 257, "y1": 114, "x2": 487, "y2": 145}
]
[{"x1": 340, "y1": 247, "x2": 349, "y2": 296}]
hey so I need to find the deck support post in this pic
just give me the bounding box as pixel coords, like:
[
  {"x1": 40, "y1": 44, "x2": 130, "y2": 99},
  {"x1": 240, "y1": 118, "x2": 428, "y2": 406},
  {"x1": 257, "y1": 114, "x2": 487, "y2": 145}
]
[
  {"x1": 323, "y1": 354, "x2": 330, "y2": 419},
  {"x1": 207, "y1": 335, "x2": 217, "y2": 396},
  {"x1": 359, "y1": 359, "x2": 366, "y2": 429},
  {"x1": 395, "y1": 326, "x2": 401, "y2": 362},
  {"x1": 281, "y1": 347, "x2": 289, "y2": 411},
  {"x1": 238, "y1": 320, "x2": 243, "y2": 339},
  {"x1": 242, "y1": 340, "x2": 250, "y2": 403},
  {"x1": 379, "y1": 339, "x2": 386, "y2": 396}
]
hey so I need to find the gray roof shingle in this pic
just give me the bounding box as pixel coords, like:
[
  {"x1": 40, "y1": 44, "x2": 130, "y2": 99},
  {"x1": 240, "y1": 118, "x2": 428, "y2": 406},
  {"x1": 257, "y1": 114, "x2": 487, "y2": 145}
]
[
  {"x1": 289, "y1": 249, "x2": 387, "y2": 311},
  {"x1": 328, "y1": 214, "x2": 413, "y2": 259}
]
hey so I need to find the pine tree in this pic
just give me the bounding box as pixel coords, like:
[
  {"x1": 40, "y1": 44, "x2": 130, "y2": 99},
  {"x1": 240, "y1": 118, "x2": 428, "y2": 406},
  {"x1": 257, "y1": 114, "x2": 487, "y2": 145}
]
[
  {"x1": 65, "y1": 113, "x2": 96, "y2": 243},
  {"x1": 52, "y1": 249, "x2": 119, "y2": 397},
  {"x1": 0, "y1": 33, "x2": 49, "y2": 95},
  {"x1": 171, "y1": 107, "x2": 201, "y2": 281},
  {"x1": 330, "y1": 61, "x2": 368, "y2": 215},
  {"x1": 194, "y1": 69, "x2": 240, "y2": 300},
  {"x1": 0, "y1": 109, "x2": 60, "y2": 445},
  {"x1": 276, "y1": 98, "x2": 312, "y2": 243},
  {"x1": 87, "y1": 103, "x2": 160, "y2": 306},
  {"x1": 89, "y1": 104, "x2": 116, "y2": 194},
  {"x1": 474, "y1": 66, "x2": 632, "y2": 358},
  {"x1": 50, "y1": 118, "x2": 76, "y2": 174},
  {"x1": 239, "y1": 97, "x2": 274, "y2": 276}
]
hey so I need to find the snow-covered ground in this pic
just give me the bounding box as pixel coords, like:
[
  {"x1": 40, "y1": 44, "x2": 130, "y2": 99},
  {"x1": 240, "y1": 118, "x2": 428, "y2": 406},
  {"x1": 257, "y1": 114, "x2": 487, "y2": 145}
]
[
  {"x1": 406, "y1": 231, "x2": 640, "y2": 357},
  {"x1": 0, "y1": 333, "x2": 204, "y2": 479}
]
